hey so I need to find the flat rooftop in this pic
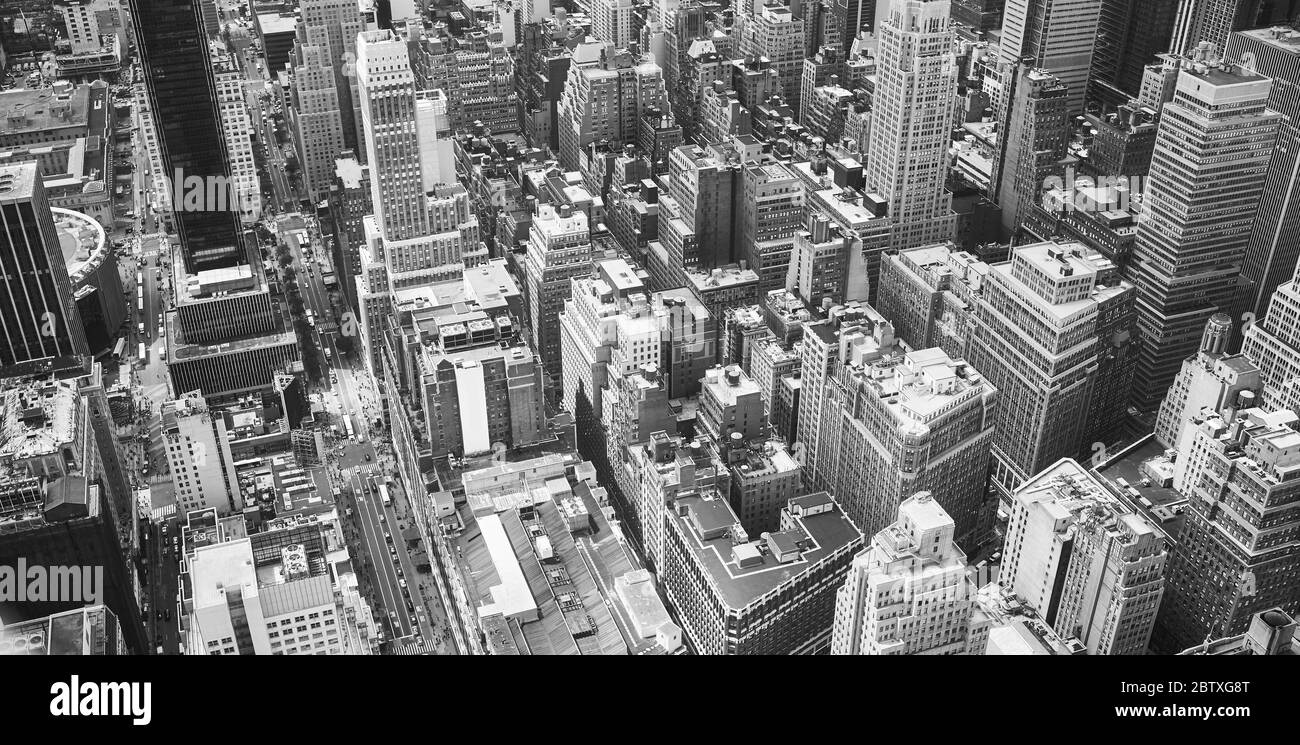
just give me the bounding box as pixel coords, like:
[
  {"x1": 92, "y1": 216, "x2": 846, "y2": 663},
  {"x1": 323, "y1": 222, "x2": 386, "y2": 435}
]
[
  {"x1": 0, "y1": 84, "x2": 91, "y2": 137},
  {"x1": 0, "y1": 161, "x2": 39, "y2": 200},
  {"x1": 668, "y1": 491, "x2": 861, "y2": 611},
  {"x1": 1094, "y1": 435, "x2": 1188, "y2": 540}
]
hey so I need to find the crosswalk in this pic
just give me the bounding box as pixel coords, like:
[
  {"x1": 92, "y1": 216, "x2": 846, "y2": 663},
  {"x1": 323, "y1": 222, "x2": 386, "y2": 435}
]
[{"x1": 389, "y1": 637, "x2": 432, "y2": 656}]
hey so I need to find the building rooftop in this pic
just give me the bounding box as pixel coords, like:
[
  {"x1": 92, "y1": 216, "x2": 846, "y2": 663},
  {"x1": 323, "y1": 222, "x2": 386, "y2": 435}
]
[
  {"x1": 684, "y1": 263, "x2": 761, "y2": 291},
  {"x1": 0, "y1": 379, "x2": 78, "y2": 461},
  {"x1": 0, "y1": 161, "x2": 39, "y2": 201},
  {"x1": 844, "y1": 346, "x2": 991, "y2": 423},
  {"x1": 0, "y1": 83, "x2": 91, "y2": 138},
  {"x1": 702, "y1": 365, "x2": 762, "y2": 408},
  {"x1": 0, "y1": 605, "x2": 124, "y2": 655},
  {"x1": 334, "y1": 157, "x2": 365, "y2": 189},
  {"x1": 668, "y1": 491, "x2": 861, "y2": 611},
  {"x1": 256, "y1": 11, "x2": 299, "y2": 35},
  {"x1": 1236, "y1": 26, "x2": 1300, "y2": 53},
  {"x1": 1093, "y1": 434, "x2": 1188, "y2": 535}
]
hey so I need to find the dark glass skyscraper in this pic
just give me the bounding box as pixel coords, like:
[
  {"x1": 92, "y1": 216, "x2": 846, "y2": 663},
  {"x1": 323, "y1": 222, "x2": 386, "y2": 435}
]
[
  {"x1": 129, "y1": 0, "x2": 247, "y2": 275},
  {"x1": 0, "y1": 163, "x2": 88, "y2": 371},
  {"x1": 1088, "y1": 0, "x2": 1179, "y2": 111}
]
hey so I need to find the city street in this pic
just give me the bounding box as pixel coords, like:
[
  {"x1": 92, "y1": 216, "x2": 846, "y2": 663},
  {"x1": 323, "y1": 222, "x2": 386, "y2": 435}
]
[{"x1": 139, "y1": 516, "x2": 182, "y2": 654}]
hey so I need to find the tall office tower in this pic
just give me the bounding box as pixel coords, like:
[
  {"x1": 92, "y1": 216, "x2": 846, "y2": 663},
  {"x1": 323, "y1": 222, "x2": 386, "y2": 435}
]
[
  {"x1": 664, "y1": 144, "x2": 742, "y2": 270},
  {"x1": 356, "y1": 30, "x2": 429, "y2": 243},
  {"x1": 661, "y1": 490, "x2": 865, "y2": 654},
  {"x1": 525, "y1": 204, "x2": 593, "y2": 392},
  {"x1": 160, "y1": 390, "x2": 241, "y2": 515},
  {"x1": 0, "y1": 163, "x2": 88, "y2": 371},
  {"x1": 213, "y1": 52, "x2": 262, "y2": 223},
  {"x1": 289, "y1": 42, "x2": 347, "y2": 202},
  {"x1": 557, "y1": 42, "x2": 667, "y2": 172},
  {"x1": 740, "y1": 161, "x2": 806, "y2": 294},
  {"x1": 1137, "y1": 54, "x2": 1183, "y2": 112},
  {"x1": 875, "y1": 244, "x2": 982, "y2": 361},
  {"x1": 739, "y1": 3, "x2": 807, "y2": 106},
  {"x1": 562, "y1": 261, "x2": 670, "y2": 490},
  {"x1": 1081, "y1": 103, "x2": 1160, "y2": 182},
  {"x1": 1172, "y1": 0, "x2": 1300, "y2": 55},
  {"x1": 0, "y1": 376, "x2": 144, "y2": 653},
  {"x1": 1243, "y1": 265, "x2": 1300, "y2": 416},
  {"x1": 298, "y1": 0, "x2": 365, "y2": 161},
  {"x1": 1159, "y1": 314, "x2": 1261, "y2": 456},
  {"x1": 1087, "y1": 0, "x2": 1180, "y2": 110},
  {"x1": 835, "y1": 0, "x2": 878, "y2": 49},
  {"x1": 411, "y1": 26, "x2": 521, "y2": 135},
  {"x1": 966, "y1": 241, "x2": 1136, "y2": 499},
  {"x1": 997, "y1": 0, "x2": 1104, "y2": 117},
  {"x1": 867, "y1": 0, "x2": 958, "y2": 251},
  {"x1": 786, "y1": 213, "x2": 855, "y2": 309},
  {"x1": 594, "y1": 0, "x2": 637, "y2": 49},
  {"x1": 817, "y1": 338, "x2": 998, "y2": 550},
  {"x1": 797, "y1": 306, "x2": 870, "y2": 492},
  {"x1": 1227, "y1": 28, "x2": 1300, "y2": 325},
  {"x1": 129, "y1": 0, "x2": 246, "y2": 274},
  {"x1": 561, "y1": 259, "x2": 714, "y2": 443},
  {"x1": 800, "y1": 45, "x2": 844, "y2": 124},
  {"x1": 832, "y1": 493, "x2": 990, "y2": 654},
  {"x1": 951, "y1": 0, "x2": 1004, "y2": 32},
  {"x1": 1126, "y1": 58, "x2": 1280, "y2": 413},
  {"x1": 750, "y1": 335, "x2": 802, "y2": 440},
  {"x1": 1152, "y1": 407, "x2": 1300, "y2": 652},
  {"x1": 991, "y1": 65, "x2": 1069, "y2": 241},
  {"x1": 1000, "y1": 458, "x2": 1168, "y2": 654}
]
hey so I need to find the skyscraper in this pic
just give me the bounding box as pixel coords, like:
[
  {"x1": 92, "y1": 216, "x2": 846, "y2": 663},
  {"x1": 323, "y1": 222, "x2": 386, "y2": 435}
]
[
  {"x1": 556, "y1": 42, "x2": 667, "y2": 172},
  {"x1": 290, "y1": 42, "x2": 347, "y2": 203},
  {"x1": 356, "y1": 29, "x2": 429, "y2": 243},
  {"x1": 0, "y1": 163, "x2": 88, "y2": 370},
  {"x1": 298, "y1": 0, "x2": 366, "y2": 162},
  {"x1": 991, "y1": 64, "x2": 1069, "y2": 241},
  {"x1": 214, "y1": 50, "x2": 262, "y2": 223},
  {"x1": 997, "y1": 0, "x2": 1104, "y2": 117},
  {"x1": 798, "y1": 303, "x2": 998, "y2": 549},
  {"x1": 1172, "y1": 0, "x2": 1300, "y2": 56},
  {"x1": 1000, "y1": 459, "x2": 1167, "y2": 655},
  {"x1": 1087, "y1": 0, "x2": 1180, "y2": 110},
  {"x1": 161, "y1": 390, "x2": 242, "y2": 516},
  {"x1": 1152, "y1": 407, "x2": 1300, "y2": 653},
  {"x1": 739, "y1": 3, "x2": 807, "y2": 106},
  {"x1": 1125, "y1": 54, "x2": 1281, "y2": 412},
  {"x1": 1243, "y1": 263, "x2": 1300, "y2": 416},
  {"x1": 0, "y1": 375, "x2": 144, "y2": 654},
  {"x1": 129, "y1": 0, "x2": 246, "y2": 274},
  {"x1": 660, "y1": 490, "x2": 865, "y2": 654},
  {"x1": 1225, "y1": 27, "x2": 1300, "y2": 326},
  {"x1": 740, "y1": 162, "x2": 806, "y2": 294},
  {"x1": 835, "y1": 0, "x2": 879, "y2": 49},
  {"x1": 866, "y1": 0, "x2": 957, "y2": 251},
  {"x1": 524, "y1": 204, "x2": 593, "y2": 393},
  {"x1": 1159, "y1": 314, "x2": 1261, "y2": 458},
  {"x1": 831, "y1": 492, "x2": 990, "y2": 655},
  {"x1": 964, "y1": 241, "x2": 1137, "y2": 498}
]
